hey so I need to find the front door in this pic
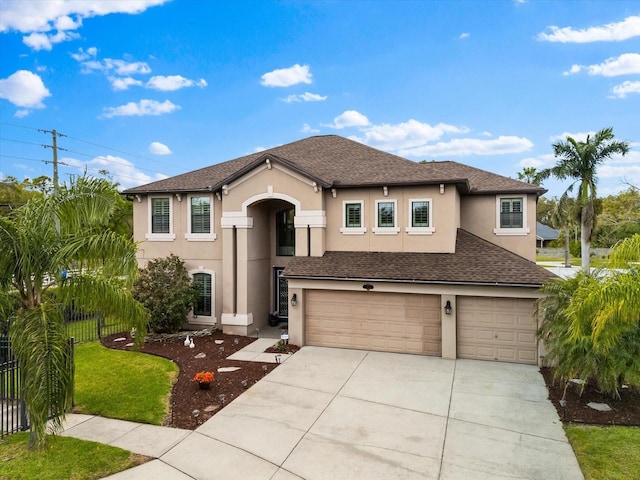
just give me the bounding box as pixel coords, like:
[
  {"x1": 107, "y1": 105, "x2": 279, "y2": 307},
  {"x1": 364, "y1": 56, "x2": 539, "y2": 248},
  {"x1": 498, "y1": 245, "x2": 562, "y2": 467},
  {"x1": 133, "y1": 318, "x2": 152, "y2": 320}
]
[{"x1": 274, "y1": 267, "x2": 288, "y2": 319}]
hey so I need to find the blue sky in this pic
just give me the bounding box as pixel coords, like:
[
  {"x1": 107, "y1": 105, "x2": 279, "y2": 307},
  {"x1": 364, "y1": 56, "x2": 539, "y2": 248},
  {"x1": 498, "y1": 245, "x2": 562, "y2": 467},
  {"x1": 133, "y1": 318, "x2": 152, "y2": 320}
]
[{"x1": 1, "y1": 0, "x2": 638, "y2": 198}]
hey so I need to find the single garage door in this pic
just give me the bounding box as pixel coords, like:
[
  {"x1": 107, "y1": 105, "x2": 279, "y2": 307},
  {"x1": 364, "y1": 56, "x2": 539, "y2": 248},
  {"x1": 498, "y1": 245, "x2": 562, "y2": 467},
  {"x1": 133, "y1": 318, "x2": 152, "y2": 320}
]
[
  {"x1": 305, "y1": 290, "x2": 441, "y2": 355},
  {"x1": 457, "y1": 296, "x2": 537, "y2": 364}
]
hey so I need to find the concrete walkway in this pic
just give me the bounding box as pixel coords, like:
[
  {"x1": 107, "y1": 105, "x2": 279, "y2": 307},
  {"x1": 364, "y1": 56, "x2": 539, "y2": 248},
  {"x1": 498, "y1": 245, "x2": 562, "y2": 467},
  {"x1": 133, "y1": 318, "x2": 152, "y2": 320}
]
[{"x1": 61, "y1": 347, "x2": 583, "y2": 479}]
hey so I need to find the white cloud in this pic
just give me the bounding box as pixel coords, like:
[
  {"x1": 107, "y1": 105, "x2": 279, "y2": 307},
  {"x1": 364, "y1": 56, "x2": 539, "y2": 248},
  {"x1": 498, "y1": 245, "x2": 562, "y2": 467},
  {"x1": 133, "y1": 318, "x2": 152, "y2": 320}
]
[
  {"x1": 549, "y1": 131, "x2": 594, "y2": 143},
  {"x1": 281, "y1": 92, "x2": 327, "y2": 103},
  {"x1": 71, "y1": 47, "x2": 98, "y2": 62},
  {"x1": 78, "y1": 57, "x2": 151, "y2": 75},
  {"x1": 459, "y1": 32, "x2": 470, "y2": 39},
  {"x1": 101, "y1": 99, "x2": 180, "y2": 118},
  {"x1": 301, "y1": 123, "x2": 320, "y2": 134},
  {"x1": 261, "y1": 64, "x2": 312, "y2": 87},
  {"x1": 62, "y1": 154, "x2": 168, "y2": 189},
  {"x1": 145, "y1": 75, "x2": 207, "y2": 91},
  {"x1": 110, "y1": 77, "x2": 143, "y2": 91},
  {"x1": 352, "y1": 119, "x2": 468, "y2": 151},
  {"x1": 398, "y1": 135, "x2": 534, "y2": 158},
  {"x1": 149, "y1": 142, "x2": 172, "y2": 155},
  {"x1": 518, "y1": 153, "x2": 556, "y2": 169},
  {"x1": 0, "y1": 70, "x2": 51, "y2": 108},
  {"x1": 324, "y1": 110, "x2": 370, "y2": 129},
  {"x1": 611, "y1": 80, "x2": 640, "y2": 98},
  {"x1": 538, "y1": 15, "x2": 640, "y2": 43},
  {"x1": 564, "y1": 53, "x2": 640, "y2": 77},
  {"x1": 0, "y1": 0, "x2": 168, "y2": 49},
  {"x1": 14, "y1": 109, "x2": 30, "y2": 118}
]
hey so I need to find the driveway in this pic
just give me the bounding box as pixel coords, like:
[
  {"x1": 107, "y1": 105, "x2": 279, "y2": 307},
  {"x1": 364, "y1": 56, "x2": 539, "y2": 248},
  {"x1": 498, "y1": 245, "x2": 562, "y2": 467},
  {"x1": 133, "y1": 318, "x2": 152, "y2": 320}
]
[{"x1": 108, "y1": 346, "x2": 583, "y2": 479}]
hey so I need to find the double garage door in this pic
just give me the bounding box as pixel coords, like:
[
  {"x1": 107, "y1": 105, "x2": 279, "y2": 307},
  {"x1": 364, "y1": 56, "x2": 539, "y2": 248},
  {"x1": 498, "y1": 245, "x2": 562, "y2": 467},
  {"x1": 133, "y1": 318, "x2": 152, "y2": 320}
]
[
  {"x1": 305, "y1": 290, "x2": 441, "y2": 355},
  {"x1": 457, "y1": 297, "x2": 538, "y2": 364},
  {"x1": 305, "y1": 291, "x2": 537, "y2": 365}
]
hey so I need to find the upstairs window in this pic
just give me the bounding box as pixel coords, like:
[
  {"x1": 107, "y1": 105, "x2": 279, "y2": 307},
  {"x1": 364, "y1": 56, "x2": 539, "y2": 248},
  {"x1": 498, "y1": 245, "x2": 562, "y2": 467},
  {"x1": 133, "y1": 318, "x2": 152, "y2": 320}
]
[
  {"x1": 276, "y1": 208, "x2": 295, "y2": 256},
  {"x1": 373, "y1": 199, "x2": 399, "y2": 234},
  {"x1": 494, "y1": 195, "x2": 529, "y2": 236},
  {"x1": 151, "y1": 197, "x2": 170, "y2": 234},
  {"x1": 341, "y1": 201, "x2": 366, "y2": 234},
  {"x1": 191, "y1": 197, "x2": 211, "y2": 234},
  {"x1": 406, "y1": 199, "x2": 435, "y2": 235},
  {"x1": 500, "y1": 198, "x2": 523, "y2": 228}
]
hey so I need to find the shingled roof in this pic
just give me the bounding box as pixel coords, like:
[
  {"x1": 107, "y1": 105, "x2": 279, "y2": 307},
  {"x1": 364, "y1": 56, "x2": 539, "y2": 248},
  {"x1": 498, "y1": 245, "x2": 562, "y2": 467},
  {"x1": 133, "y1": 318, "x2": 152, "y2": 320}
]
[
  {"x1": 123, "y1": 135, "x2": 544, "y2": 195},
  {"x1": 283, "y1": 229, "x2": 557, "y2": 287}
]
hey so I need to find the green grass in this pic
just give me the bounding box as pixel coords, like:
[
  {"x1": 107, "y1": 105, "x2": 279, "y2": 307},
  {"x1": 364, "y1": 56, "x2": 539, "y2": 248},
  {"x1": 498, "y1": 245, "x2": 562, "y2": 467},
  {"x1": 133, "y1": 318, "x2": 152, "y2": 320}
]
[
  {"x1": 74, "y1": 341, "x2": 177, "y2": 425},
  {"x1": 66, "y1": 317, "x2": 127, "y2": 344},
  {"x1": 566, "y1": 425, "x2": 640, "y2": 480},
  {"x1": 0, "y1": 432, "x2": 147, "y2": 480},
  {"x1": 536, "y1": 256, "x2": 609, "y2": 268}
]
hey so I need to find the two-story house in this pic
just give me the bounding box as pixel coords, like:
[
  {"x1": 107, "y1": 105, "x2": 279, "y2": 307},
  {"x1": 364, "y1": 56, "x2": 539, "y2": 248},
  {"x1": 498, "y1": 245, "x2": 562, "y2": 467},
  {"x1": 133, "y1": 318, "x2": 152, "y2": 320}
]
[{"x1": 123, "y1": 135, "x2": 555, "y2": 365}]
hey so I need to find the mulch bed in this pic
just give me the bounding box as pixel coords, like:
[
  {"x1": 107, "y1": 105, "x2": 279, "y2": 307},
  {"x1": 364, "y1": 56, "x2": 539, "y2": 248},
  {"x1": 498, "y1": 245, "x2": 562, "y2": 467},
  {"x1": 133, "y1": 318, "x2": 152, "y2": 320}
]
[
  {"x1": 101, "y1": 331, "x2": 299, "y2": 429},
  {"x1": 541, "y1": 367, "x2": 640, "y2": 427}
]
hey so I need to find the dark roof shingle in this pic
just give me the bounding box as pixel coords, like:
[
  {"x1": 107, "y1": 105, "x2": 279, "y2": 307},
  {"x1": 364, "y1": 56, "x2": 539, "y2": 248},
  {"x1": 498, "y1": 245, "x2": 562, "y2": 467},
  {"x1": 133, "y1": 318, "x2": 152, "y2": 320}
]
[
  {"x1": 283, "y1": 229, "x2": 556, "y2": 287},
  {"x1": 123, "y1": 135, "x2": 543, "y2": 195}
]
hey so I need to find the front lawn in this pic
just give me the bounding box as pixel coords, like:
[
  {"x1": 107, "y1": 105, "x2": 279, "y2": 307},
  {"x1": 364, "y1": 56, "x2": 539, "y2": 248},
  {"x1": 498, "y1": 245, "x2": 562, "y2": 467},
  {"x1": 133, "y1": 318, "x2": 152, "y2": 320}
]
[
  {"x1": 0, "y1": 432, "x2": 147, "y2": 480},
  {"x1": 74, "y1": 341, "x2": 178, "y2": 425},
  {"x1": 566, "y1": 425, "x2": 640, "y2": 480}
]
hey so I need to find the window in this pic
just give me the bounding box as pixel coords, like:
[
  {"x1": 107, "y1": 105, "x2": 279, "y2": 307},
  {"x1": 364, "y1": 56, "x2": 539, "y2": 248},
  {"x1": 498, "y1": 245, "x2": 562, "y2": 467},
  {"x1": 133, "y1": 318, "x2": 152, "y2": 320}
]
[
  {"x1": 186, "y1": 195, "x2": 216, "y2": 241},
  {"x1": 406, "y1": 199, "x2": 435, "y2": 234},
  {"x1": 373, "y1": 199, "x2": 399, "y2": 234},
  {"x1": 193, "y1": 273, "x2": 212, "y2": 317},
  {"x1": 276, "y1": 208, "x2": 295, "y2": 256},
  {"x1": 340, "y1": 201, "x2": 366, "y2": 234},
  {"x1": 191, "y1": 197, "x2": 210, "y2": 233},
  {"x1": 494, "y1": 195, "x2": 529, "y2": 236},
  {"x1": 152, "y1": 198, "x2": 170, "y2": 233},
  {"x1": 146, "y1": 196, "x2": 175, "y2": 241},
  {"x1": 500, "y1": 198, "x2": 523, "y2": 228}
]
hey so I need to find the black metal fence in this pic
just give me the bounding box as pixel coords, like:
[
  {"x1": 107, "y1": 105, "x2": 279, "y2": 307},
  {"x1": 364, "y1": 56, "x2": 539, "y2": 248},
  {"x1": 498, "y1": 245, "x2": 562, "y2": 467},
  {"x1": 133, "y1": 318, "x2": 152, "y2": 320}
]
[{"x1": 64, "y1": 309, "x2": 128, "y2": 344}]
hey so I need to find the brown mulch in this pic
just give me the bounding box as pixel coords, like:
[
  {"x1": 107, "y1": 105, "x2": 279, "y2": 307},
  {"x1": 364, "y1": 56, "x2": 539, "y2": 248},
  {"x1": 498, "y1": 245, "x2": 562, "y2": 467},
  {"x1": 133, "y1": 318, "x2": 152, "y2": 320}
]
[
  {"x1": 541, "y1": 367, "x2": 640, "y2": 426},
  {"x1": 101, "y1": 331, "x2": 298, "y2": 429}
]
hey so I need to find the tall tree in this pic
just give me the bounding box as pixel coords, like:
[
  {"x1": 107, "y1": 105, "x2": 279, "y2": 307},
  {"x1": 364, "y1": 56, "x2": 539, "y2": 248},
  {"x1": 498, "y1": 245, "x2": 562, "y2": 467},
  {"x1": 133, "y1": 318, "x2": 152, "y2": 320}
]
[
  {"x1": 540, "y1": 128, "x2": 630, "y2": 272},
  {"x1": 0, "y1": 176, "x2": 148, "y2": 450},
  {"x1": 517, "y1": 166, "x2": 542, "y2": 186}
]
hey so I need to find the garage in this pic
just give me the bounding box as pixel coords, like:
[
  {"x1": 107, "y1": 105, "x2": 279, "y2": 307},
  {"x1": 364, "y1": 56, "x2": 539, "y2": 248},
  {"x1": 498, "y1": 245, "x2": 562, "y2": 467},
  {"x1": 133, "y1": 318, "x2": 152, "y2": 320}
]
[
  {"x1": 457, "y1": 296, "x2": 537, "y2": 364},
  {"x1": 305, "y1": 290, "x2": 441, "y2": 355}
]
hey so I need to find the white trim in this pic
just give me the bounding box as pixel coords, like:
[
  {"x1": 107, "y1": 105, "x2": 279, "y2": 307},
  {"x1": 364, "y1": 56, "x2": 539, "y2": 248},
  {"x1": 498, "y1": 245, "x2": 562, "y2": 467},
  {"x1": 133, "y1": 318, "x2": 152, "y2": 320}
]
[
  {"x1": 340, "y1": 200, "x2": 366, "y2": 234},
  {"x1": 145, "y1": 195, "x2": 176, "y2": 241},
  {"x1": 185, "y1": 194, "x2": 217, "y2": 241},
  {"x1": 373, "y1": 199, "x2": 399, "y2": 235},
  {"x1": 294, "y1": 210, "x2": 326, "y2": 228},
  {"x1": 221, "y1": 312, "x2": 253, "y2": 326},
  {"x1": 493, "y1": 195, "x2": 530, "y2": 236},
  {"x1": 406, "y1": 198, "x2": 435, "y2": 235},
  {"x1": 221, "y1": 212, "x2": 254, "y2": 229}
]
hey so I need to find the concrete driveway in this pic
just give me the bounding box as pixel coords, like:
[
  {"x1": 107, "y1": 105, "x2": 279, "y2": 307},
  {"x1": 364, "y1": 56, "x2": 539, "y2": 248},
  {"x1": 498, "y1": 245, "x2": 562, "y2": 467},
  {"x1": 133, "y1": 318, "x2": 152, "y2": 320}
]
[{"x1": 108, "y1": 346, "x2": 583, "y2": 479}]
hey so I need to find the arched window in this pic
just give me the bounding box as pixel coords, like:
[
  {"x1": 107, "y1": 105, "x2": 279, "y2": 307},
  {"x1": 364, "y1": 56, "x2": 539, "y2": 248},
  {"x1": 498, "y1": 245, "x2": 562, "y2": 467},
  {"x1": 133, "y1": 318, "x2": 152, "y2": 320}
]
[{"x1": 193, "y1": 273, "x2": 212, "y2": 317}]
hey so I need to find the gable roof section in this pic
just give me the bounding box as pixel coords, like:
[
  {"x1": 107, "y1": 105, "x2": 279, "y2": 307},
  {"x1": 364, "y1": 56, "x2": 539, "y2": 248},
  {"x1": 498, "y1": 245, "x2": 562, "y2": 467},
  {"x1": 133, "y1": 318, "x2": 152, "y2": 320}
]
[
  {"x1": 123, "y1": 135, "x2": 544, "y2": 195},
  {"x1": 536, "y1": 221, "x2": 560, "y2": 241},
  {"x1": 283, "y1": 229, "x2": 557, "y2": 287}
]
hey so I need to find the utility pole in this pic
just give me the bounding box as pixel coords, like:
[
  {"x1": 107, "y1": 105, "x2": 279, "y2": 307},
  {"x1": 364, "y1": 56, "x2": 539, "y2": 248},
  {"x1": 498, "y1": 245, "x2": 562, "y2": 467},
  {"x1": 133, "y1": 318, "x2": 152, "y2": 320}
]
[{"x1": 39, "y1": 128, "x2": 67, "y2": 193}]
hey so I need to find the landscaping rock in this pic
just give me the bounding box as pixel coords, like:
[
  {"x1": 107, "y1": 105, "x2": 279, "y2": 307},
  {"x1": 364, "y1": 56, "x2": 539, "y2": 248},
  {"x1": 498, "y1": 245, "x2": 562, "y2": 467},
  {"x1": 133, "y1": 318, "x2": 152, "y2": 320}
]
[
  {"x1": 125, "y1": 343, "x2": 134, "y2": 347},
  {"x1": 194, "y1": 353, "x2": 206, "y2": 359},
  {"x1": 217, "y1": 367, "x2": 241, "y2": 373},
  {"x1": 204, "y1": 405, "x2": 220, "y2": 413},
  {"x1": 588, "y1": 402, "x2": 612, "y2": 412},
  {"x1": 215, "y1": 340, "x2": 224, "y2": 345},
  {"x1": 113, "y1": 337, "x2": 127, "y2": 342}
]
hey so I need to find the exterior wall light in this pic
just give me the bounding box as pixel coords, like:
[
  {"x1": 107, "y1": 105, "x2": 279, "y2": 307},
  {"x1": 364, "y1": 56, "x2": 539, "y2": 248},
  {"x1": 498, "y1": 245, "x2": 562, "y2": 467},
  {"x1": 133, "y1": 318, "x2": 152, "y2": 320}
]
[
  {"x1": 291, "y1": 293, "x2": 297, "y2": 306},
  {"x1": 444, "y1": 300, "x2": 453, "y2": 315},
  {"x1": 363, "y1": 284, "x2": 374, "y2": 291}
]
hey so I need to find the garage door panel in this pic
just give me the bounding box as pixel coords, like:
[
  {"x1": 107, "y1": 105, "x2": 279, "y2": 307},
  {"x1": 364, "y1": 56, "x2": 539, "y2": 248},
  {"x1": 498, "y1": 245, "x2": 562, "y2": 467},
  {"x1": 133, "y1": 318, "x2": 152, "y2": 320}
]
[
  {"x1": 457, "y1": 296, "x2": 537, "y2": 365},
  {"x1": 306, "y1": 291, "x2": 441, "y2": 356}
]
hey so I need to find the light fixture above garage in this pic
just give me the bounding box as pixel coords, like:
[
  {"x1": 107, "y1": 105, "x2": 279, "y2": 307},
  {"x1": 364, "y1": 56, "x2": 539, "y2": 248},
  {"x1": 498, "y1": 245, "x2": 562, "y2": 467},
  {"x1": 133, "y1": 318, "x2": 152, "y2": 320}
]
[
  {"x1": 444, "y1": 300, "x2": 453, "y2": 315},
  {"x1": 291, "y1": 293, "x2": 297, "y2": 306},
  {"x1": 362, "y1": 284, "x2": 374, "y2": 291}
]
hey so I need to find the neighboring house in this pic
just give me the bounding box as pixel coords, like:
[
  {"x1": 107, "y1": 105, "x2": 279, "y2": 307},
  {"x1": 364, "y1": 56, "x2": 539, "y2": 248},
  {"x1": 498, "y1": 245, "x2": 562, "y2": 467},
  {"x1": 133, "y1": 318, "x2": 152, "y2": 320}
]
[
  {"x1": 536, "y1": 221, "x2": 560, "y2": 248},
  {"x1": 123, "y1": 135, "x2": 556, "y2": 365}
]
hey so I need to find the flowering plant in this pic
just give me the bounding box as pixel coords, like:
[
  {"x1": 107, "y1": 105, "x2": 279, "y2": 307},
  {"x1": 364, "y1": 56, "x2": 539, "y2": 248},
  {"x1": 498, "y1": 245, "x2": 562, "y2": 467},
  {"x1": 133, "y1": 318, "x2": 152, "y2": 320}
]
[{"x1": 193, "y1": 371, "x2": 214, "y2": 383}]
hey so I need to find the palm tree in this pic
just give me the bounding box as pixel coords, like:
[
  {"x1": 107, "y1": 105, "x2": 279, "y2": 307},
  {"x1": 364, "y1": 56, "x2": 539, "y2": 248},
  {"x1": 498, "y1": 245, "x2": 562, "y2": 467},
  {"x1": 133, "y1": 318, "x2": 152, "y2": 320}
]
[
  {"x1": 537, "y1": 234, "x2": 640, "y2": 398},
  {"x1": 0, "y1": 177, "x2": 148, "y2": 449},
  {"x1": 540, "y1": 128, "x2": 630, "y2": 272}
]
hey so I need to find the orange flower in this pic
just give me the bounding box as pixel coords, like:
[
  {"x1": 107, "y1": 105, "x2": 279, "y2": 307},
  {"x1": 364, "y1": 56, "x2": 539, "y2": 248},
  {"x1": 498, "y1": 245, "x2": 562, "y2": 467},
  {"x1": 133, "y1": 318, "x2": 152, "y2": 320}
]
[{"x1": 193, "y1": 371, "x2": 214, "y2": 383}]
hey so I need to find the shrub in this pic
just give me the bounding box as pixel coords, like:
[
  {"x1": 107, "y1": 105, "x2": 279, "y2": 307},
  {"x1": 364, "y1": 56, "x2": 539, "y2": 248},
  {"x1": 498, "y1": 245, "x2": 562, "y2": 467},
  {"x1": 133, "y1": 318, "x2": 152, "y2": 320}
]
[{"x1": 132, "y1": 255, "x2": 197, "y2": 333}]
